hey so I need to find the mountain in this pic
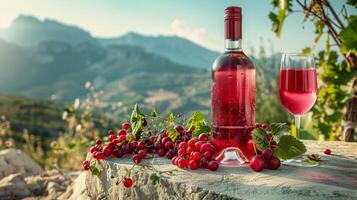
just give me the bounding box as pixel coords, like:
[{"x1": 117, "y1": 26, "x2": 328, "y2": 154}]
[
  {"x1": 0, "y1": 15, "x2": 219, "y2": 69},
  {"x1": 0, "y1": 14, "x2": 288, "y2": 124},
  {"x1": 0, "y1": 15, "x2": 95, "y2": 46},
  {"x1": 0, "y1": 39, "x2": 199, "y2": 102},
  {"x1": 98, "y1": 32, "x2": 220, "y2": 69}
]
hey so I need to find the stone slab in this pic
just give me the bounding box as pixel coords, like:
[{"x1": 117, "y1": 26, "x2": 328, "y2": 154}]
[{"x1": 85, "y1": 140, "x2": 357, "y2": 200}]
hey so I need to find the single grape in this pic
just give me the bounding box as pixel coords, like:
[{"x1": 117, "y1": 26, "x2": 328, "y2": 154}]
[
  {"x1": 175, "y1": 125, "x2": 185, "y2": 134},
  {"x1": 118, "y1": 135, "x2": 127, "y2": 142},
  {"x1": 157, "y1": 149, "x2": 165, "y2": 157},
  {"x1": 200, "y1": 143, "x2": 215, "y2": 153},
  {"x1": 194, "y1": 141, "x2": 204, "y2": 151},
  {"x1": 138, "y1": 141, "x2": 146, "y2": 149},
  {"x1": 177, "y1": 158, "x2": 188, "y2": 169},
  {"x1": 166, "y1": 151, "x2": 174, "y2": 159},
  {"x1": 122, "y1": 122, "x2": 130, "y2": 130},
  {"x1": 161, "y1": 137, "x2": 172, "y2": 145},
  {"x1": 103, "y1": 146, "x2": 113, "y2": 157},
  {"x1": 90, "y1": 146, "x2": 97, "y2": 154},
  {"x1": 122, "y1": 178, "x2": 134, "y2": 188},
  {"x1": 94, "y1": 152, "x2": 104, "y2": 160},
  {"x1": 138, "y1": 150, "x2": 147, "y2": 158},
  {"x1": 261, "y1": 149, "x2": 273, "y2": 161},
  {"x1": 188, "y1": 138, "x2": 199, "y2": 148},
  {"x1": 266, "y1": 157, "x2": 281, "y2": 170},
  {"x1": 192, "y1": 152, "x2": 202, "y2": 161},
  {"x1": 188, "y1": 160, "x2": 199, "y2": 170},
  {"x1": 109, "y1": 134, "x2": 116, "y2": 142},
  {"x1": 178, "y1": 141, "x2": 188, "y2": 149},
  {"x1": 178, "y1": 149, "x2": 186, "y2": 157},
  {"x1": 203, "y1": 151, "x2": 212, "y2": 160},
  {"x1": 186, "y1": 147, "x2": 194, "y2": 155},
  {"x1": 118, "y1": 129, "x2": 127, "y2": 136},
  {"x1": 96, "y1": 139, "x2": 103, "y2": 146},
  {"x1": 198, "y1": 133, "x2": 209, "y2": 141},
  {"x1": 208, "y1": 161, "x2": 219, "y2": 171},
  {"x1": 108, "y1": 130, "x2": 115, "y2": 135},
  {"x1": 132, "y1": 154, "x2": 142, "y2": 164},
  {"x1": 115, "y1": 148, "x2": 125, "y2": 158},
  {"x1": 324, "y1": 149, "x2": 331, "y2": 155},
  {"x1": 250, "y1": 155, "x2": 265, "y2": 172},
  {"x1": 164, "y1": 141, "x2": 174, "y2": 150}
]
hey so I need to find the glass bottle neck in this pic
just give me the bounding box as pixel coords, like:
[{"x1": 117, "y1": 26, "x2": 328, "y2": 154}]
[{"x1": 225, "y1": 39, "x2": 242, "y2": 51}]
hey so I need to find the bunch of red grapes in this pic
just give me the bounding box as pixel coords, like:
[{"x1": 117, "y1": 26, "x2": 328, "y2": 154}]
[
  {"x1": 249, "y1": 149, "x2": 281, "y2": 172},
  {"x1": 248, "y1": 124, "x2": 281, "y2": 172},
  {"x1": 82, "y1": 122, "x2": 219, "y2": 188},
  {"x1": 171, "y1": 134, "x2": 219, "y2": 171}
]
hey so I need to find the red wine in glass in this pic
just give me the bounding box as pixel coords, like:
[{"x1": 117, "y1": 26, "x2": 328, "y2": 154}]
[
  {"x1": 211, "y1": 7, "x2": 256, "y2": 165},
  {"x1": 279, "y1": 68, "x2": 318, "y2": 115},
  {"x1": 278, "y1": 53, "x2": 318, "y2": 167}
]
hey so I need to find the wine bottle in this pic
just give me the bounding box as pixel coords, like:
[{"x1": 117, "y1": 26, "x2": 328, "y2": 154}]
[{"x1": 211, "y1": 6, "x2": 256, "y2": 165}]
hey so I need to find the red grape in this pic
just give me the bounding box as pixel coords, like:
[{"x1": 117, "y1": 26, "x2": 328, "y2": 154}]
[
  {"x1": 250, "y1": 155, "x2": 265, "y2": 172},
  {"x1": 122, "y1": 178, "x2": 133, "y2": 188}
]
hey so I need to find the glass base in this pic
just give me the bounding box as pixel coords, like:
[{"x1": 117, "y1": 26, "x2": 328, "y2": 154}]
[
  {"x1": 282, "y1": 156, "x2": 319, "y2": 167},
  {"x1": 215, "y1": 147, "x2": 248, "y2": 167}
]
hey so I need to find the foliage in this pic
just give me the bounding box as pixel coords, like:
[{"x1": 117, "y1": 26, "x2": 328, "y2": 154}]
[
  {"x1": 252, "y1": 126, "x2": 306, "y2": 159},
  {"x1": 273, "y1": 135, "x2": 307, "y2": 159},
  {"x1": 269, "y1": 0, "x2": 357, "y2": 140}
]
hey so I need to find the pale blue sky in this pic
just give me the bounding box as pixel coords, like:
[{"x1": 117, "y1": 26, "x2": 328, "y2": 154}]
[{"x1": 0, "y1": 0, "x2": 354, "y2": 54}]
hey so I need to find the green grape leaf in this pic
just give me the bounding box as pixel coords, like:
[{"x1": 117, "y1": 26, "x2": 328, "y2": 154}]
[
  {"x1": 339, "y1": 15, "x2": 357, "y2": 54},
  {"x1": 192, "y1": 125, "x2": 211, "y2": 138},
  {"x1": 151, "y1": 108, "x2": 158, "y2": 118},
  {"x1": 186, "y1": 112, "x2": 211, "y2": 137},
  {"x1": 130, "y1": 104, "x2": 145, "y2": 137},
  {"x1": 252, "y1": 128, "x2": 269, "y2": 151},
  {"x1": 273, "y1": 135, "x2": 307, "y2": 160},
  {"x1": 168, "y1": 129, "x2": 180, "y2": 142},
  {"x1": 150, "y1": 173, "x2": 160, "y2": 185},
  {"x1": 268, "y1": 123, "x2": 288, "y2": 137},
  {"x1": 167, "y1": 113, "x2": 175, "y2": 123},
  {"x1": 90, "y1": 165, "x2": 100, "y2": 177}
]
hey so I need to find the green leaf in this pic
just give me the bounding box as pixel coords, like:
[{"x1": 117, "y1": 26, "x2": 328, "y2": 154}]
[
  {"x1": 339, "y1": 15, "x2": 357, "y2": 54},
  {"x1": 167, "y1": 113, "x2": 175, "y2": 123},
  {"x1": 273, "y1": 135, "x2": 306, "y2": 160},
  {"x1": 130, "y1": 104, "x2": 145, "y2": 137},
  {"x1": 302, "y1": 47, "x2": 311, "y2": 55},
  {"x1": 192, "y1": 125, "x2": 211, "y2": 138},
  {"x1": 168, "y1": 129, "x2": 180, "y2": 142},
  {"x1": 187, "y1": 112, "x2": 205, "y2": 126},
  {"x1": 149, "y1": 173, "x2": 160, "y2": 185},
  {"x1": 312, "y1": 20, "x2": 325, "y2": 48},
  {"x1": 90, "y1": 165, "x2": 100, "y2": 176},
  {"x1": 151, "y1": 108, "x2": 158, "y2": 118},
  {"x1": 186, "y1": 112, "x2": 210, "y2": 137},
  {"x1": 252, "y1": 128, "x2": 269, "y2": 151},
  {"x1": 269, "y1": 123, "x2": 288, "y2": 137}
]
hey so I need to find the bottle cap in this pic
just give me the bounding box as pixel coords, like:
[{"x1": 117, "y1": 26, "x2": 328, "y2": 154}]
[{"x1": 225, "y1": 6, "x2": 242, "y2": 39}]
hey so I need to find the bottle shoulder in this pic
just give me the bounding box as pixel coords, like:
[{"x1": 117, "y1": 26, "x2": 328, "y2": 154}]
[{"x1": 212, "y1": 51, "x2": 254, "y2": 71}]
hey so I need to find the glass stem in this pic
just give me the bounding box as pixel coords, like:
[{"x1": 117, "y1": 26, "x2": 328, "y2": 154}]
[{"x1": 295, "y1": 115, "x2": 301, "y2": 139}]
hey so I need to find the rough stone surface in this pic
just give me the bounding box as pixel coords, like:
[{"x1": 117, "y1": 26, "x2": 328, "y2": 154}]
[
  {"x1": 0, "y1": 173, "x2": 32, "y2": 198},
  {"x1": 0, "y1": 148, "x2": 43, "y2": 179},
  {"x1": 85, "y1": 140, "x2": 357, "y2": 200},
  {"x1": 59, "y1": 171, "x2": 89, "y2": 200}
]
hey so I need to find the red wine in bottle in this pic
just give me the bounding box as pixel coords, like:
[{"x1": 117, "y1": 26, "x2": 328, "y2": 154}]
[{"x1": 211, "y1": 6, "x2": 256, "y2": 165}]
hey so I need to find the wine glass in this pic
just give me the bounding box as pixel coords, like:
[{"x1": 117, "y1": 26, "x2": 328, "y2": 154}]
[{"x1": 278, "y1": 53, "x2": 318, "y2": 167}]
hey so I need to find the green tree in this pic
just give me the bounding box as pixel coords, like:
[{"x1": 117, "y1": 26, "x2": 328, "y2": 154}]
[{"x1": 269, "y1": 0, "x2": 357, "y2": 140}]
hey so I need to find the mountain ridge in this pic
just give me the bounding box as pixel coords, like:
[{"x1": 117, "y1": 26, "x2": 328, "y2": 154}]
[{"x1": 0, "y1": 15, "x2": 219, "y2": 69}]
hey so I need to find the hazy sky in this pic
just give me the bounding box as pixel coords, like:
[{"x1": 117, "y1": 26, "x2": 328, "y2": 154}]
[{"x1": 0, "y1": 0, "x2": 355, "y2": 54}]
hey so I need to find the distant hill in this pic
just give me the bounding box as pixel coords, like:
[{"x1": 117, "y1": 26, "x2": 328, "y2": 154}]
[
  {"x1": 0, "y1": 14, "x2": 287, "y2": 124},
  {"x1": 0, "y1": 15, "x2": 95, "y2": 46},
  {"x1": 98, "y1": 32, "x2": 219, "y2": 69},
  {"x1": 0, "y1": 15, "x2": 219, "y2": 69},
  {"x1": 0, "y1": 39, "x2": 198, "y2": 102}
]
